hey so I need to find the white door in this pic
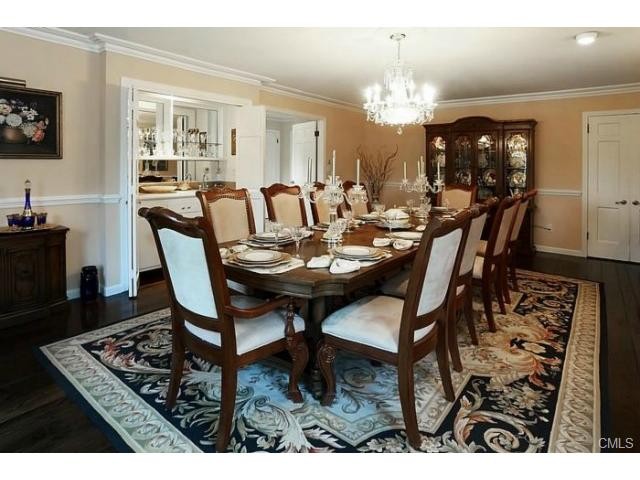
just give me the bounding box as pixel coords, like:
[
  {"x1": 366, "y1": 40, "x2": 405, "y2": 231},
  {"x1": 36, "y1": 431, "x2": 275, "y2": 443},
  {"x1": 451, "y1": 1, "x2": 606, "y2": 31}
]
[
  {"x1": 291, "y1": 121, "x2": 317, "y2": 185},
  {"x1": 629, "y1": 115, "x2": 640, "y2": 262},
  {"x1": 587, "y1": 113, "x2": 640, "y2": 261},
  {"x1": 265, "y1": 129, "x2": 281, "y2": 186},
  {"x1": 236, "y1": 105, "x2": 266, "y2": 232}
]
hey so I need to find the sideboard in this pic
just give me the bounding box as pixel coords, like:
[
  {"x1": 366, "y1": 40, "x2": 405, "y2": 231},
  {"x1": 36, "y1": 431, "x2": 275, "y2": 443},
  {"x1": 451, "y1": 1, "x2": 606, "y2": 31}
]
[{"x1": 0, "y1": 225, "x2": 69, "y2": 328}]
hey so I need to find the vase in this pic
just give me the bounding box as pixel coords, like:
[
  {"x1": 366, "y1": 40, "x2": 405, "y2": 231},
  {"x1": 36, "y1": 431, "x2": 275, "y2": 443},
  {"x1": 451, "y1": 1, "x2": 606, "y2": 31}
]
[{"x1": 2, "y1": 127, "x2": 28, "y2": 144}]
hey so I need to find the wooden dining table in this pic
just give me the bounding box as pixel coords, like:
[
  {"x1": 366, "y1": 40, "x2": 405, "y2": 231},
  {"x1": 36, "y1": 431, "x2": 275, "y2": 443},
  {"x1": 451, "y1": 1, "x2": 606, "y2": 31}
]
[{"x1": 220, "y1": 223, "x2": 419, "y2": 396}]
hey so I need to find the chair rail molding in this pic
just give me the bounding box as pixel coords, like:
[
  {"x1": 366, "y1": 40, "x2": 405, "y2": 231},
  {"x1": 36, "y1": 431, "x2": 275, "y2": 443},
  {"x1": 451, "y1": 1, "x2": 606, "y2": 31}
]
[
  {"x1": 0, "y1": 194, "x2": 121, "y2": 209},
  {"x1": 536, "y1": 189, "x2": 582, "y2": 197}
]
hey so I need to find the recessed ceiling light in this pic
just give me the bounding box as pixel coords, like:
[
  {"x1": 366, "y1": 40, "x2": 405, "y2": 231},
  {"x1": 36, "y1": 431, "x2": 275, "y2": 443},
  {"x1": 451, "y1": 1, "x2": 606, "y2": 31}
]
[{"x1": 575, "y1": 31, "x2": 599, "y2": 46}]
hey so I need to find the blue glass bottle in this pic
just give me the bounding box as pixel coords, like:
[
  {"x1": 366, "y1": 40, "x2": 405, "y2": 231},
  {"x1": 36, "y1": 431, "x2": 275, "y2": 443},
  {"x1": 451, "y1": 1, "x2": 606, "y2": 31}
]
[{"x1": 21, "y1": 179, "x2": 35, "y2": 229}]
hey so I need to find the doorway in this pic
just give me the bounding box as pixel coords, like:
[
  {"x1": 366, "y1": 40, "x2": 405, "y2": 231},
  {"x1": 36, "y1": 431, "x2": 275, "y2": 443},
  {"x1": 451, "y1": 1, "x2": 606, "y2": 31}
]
[{"x1": 586, "y1": 111, "x2": 640, "y2": 262}]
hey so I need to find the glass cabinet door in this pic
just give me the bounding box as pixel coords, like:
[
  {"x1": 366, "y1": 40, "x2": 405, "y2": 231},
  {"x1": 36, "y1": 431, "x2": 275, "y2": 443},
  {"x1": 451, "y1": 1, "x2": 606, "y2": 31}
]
[
  {"x1": 476, "y1": 133, "x2": 498, "y2": 200},
  {"x1": 428, "y1": 135, "x2": 446, "y2": 182},
  {"x1": 505, "y1": 132, "x2": 529, "y2": 195},
  {"x1": 453, "y1": 135, "x2": 473, "y2": 185}
]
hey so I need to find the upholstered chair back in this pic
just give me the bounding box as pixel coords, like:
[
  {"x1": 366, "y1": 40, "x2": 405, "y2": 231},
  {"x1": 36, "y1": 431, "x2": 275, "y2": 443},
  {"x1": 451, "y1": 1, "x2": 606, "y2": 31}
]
[
  {"x1": 510, "y1": 198, "x2": 529, "y2": 242},
  {"x1": 401, "y1": 213, "x2": 470, "y2": 336},
  {"x1": 441, "y1": 185, "x2": 477, "y2": 209},
  {"x1": 459, "y1": 210, "x2": 488, "y2": 276},
  {"x1": 197, "y1": 188, "x2": 255, "y2": 244},
  {"x1": 311, "y1": 189, "x2": 332, "y2": 224},
  {"x1": 158, "y1": 227, "x2": 218, "y2": 318},
  {"x1": 261, "y1": 184, "x2": 308, "y2": 227},
  {"x1": 492, "y1": 198, "x2": 520, "y2": 256},
  {"x1": 139, "y1": 207, "x2": 230, "y2": 337}
]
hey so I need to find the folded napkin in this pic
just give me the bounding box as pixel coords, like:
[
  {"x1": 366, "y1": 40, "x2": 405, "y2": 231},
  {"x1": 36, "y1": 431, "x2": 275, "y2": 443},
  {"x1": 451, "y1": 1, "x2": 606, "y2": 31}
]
[
  {"x1": 393, "y1": 239, "x2": 414, "y2": 251},
  {"x1": 330, "y1": 258, "x2": 361, "y2": 274},
  {"x1": 230, "y1": 244, "x2": 249, "y2": 253},
  {"x1": 219, "y1": 248, "x2": 230, "y2": 259},
  {"x1": 415, "y1": 225, "x2": 426, "y2": 232},
  {"x1": 373, "y1": 237, "x2": 392, "y2": 247},
  {"x1": 307, "y1": 255, "x2": 332, "y2": 269},
  {"x1": 384, "y1": 208, "x2": 410, "y2": 219}
]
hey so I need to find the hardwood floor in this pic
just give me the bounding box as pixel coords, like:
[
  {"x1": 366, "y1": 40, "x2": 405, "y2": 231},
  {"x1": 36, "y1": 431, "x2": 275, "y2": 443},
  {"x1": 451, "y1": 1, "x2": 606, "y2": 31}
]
[{"x1": 0, "y1": 253, "x2": 638, "y2": 452}]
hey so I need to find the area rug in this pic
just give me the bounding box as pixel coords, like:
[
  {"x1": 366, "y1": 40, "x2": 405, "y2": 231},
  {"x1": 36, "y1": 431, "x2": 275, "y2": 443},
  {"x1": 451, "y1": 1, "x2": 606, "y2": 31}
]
[{"x1": 38, "y1": 270, "x2": 601, "y2": 453}]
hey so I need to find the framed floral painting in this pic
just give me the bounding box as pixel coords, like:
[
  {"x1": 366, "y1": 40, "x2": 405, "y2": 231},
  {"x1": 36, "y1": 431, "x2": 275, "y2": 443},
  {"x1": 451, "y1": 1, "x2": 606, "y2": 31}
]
[{"x1": 0, "y1": 83, "x2": 62, "y2": 159}]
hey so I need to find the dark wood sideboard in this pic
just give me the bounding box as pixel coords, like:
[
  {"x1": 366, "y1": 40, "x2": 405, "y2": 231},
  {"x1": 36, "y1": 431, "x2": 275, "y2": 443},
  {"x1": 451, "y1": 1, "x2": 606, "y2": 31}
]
[{"x1": 0, "y1": 226, "x2": 69, "y2": 328}]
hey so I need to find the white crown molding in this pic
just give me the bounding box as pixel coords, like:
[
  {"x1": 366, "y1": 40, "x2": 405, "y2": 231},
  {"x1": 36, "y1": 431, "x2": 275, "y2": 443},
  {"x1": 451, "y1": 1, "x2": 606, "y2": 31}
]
[
  {"x1": 260, "y1": 85, "x2": 364, "y2": 114},
  {"x1": 537, "y1": 189, "x2": 582, "y2": 197},
  {"x1": 92, "y1": 33, "x2": 275, "y2": 86},
  {"x1": 438, "y1": 83, "x2": 640, "y2": 108},
  {"x1": 0, "y1": 194, "x2": 121, "y2": 209},
  {"x1": 0, "y1": 27, "x2": 99, "y2": 52},
  {"x1": 4, "y1": 27, "x2": 640, "y2": 113}
]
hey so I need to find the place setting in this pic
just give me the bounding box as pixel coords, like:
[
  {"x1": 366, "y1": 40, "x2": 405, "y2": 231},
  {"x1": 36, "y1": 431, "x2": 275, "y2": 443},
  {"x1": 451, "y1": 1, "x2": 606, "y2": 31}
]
[{"x1": 224, "y1": 248, "x2": 304, "y2": 274}]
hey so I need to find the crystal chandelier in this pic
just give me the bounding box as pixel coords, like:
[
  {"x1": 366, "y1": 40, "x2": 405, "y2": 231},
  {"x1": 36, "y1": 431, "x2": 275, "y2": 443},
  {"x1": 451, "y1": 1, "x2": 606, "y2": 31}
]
[{"x1": 363, "y1": 33, "x2": 437, "y2": 135}]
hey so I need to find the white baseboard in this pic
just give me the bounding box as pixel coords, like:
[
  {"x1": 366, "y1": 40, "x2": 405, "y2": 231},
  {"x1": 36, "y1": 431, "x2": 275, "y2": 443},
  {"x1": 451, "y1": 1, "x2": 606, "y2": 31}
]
[
  {"x1": 102, "y1": 283, "x2": 128, "y2": 297},
  {"x1": 66, "y1": 288, "x2": 81, "y2": 300},
  {"x1": 535, "y1": 244, "x2": 586, "y2": 257}
]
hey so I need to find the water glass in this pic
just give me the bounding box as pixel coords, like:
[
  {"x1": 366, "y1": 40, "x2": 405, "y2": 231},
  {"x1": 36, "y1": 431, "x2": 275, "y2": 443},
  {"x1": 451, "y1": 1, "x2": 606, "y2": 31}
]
[
  {"x1": 290, "y1": 225, "x2": 306, "y2": 258},
  {"x1": 342, "y1": 210, "x2": 353, "y2": 232},
  {"x1": 373, "y1": 202, "x2": 386, "y2": 218},
  {"x1": 36, "y1": 211, "x2": 48, "y2": 227},
  {"x1": 336, "y1": 218, "x2": 348, "y2": 238},
  {"x1": 406, "y1": 199, "x2": 414, "y2": 213},
  {"x1": 270, "y1": 221, "x2": 283, "y2": 250}
]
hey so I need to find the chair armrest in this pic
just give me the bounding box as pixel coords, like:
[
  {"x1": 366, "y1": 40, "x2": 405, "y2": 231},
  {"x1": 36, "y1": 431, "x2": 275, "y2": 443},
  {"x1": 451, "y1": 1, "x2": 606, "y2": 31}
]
[{"x1": 224, "y1": 295, "x2": 291, "y2": 318}]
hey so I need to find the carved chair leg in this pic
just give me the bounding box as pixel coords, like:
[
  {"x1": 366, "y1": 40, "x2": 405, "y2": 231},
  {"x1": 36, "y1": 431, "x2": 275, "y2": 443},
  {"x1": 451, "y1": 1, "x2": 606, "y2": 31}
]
[
  {"x1": 510, "y1": 252, "x2": 519, "y2": 292},
  {"x1": 481, "y1": 277, "x2": 497, "y2": 332},
  {"x1": 398, "y1": 358, "x2": 421, "y2": 449},
  {"x1": 500, "y1": 262, "x2": 511, "y2": 305},
  {"x1": 215, "y1": 366, "x2": 238, "y2": 453},
  {"x1": 494, "y1": 270, "x2": 506, "y2": 315},
  {"x1": 463, "y1": 286, "x2": 478, "y2": 345},
  {"x1": 166, "y1": 335, "x2": 185, "y2": 409},
  {"x1": 317, "y1": 341, "x2": 337, "y2": 406},
  {"x1": 448, "y1": 306, "x2": 463, "y2": 372},
  {"x1": 436, "y1": 326, "x2": 455, "y2": 402},
  {"x1": 286, "y1": 335, "x2": 308, "y2": 403}
]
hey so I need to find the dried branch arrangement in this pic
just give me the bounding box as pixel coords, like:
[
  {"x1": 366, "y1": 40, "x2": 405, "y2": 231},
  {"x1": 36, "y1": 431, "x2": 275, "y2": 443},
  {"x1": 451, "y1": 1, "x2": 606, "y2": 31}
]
[{"x1": 357, "y1": 144, "x2": 398, "y2": 201}]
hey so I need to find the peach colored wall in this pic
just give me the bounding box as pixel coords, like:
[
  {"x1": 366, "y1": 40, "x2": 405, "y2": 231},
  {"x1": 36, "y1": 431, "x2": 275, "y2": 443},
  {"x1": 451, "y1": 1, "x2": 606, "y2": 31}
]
[{"x1": 362, "y1": 92, "x2": 640, "y2": 252}]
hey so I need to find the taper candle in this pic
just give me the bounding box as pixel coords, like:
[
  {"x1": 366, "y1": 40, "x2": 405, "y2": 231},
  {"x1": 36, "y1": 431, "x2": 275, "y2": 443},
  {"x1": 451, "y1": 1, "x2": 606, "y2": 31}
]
[
  {"x1": 332, "y1": 150, "x2": 336, "y2": 181},
  {"x1": 356, "y1": 158, "x2": 360, "y2": 185},
  {"x1": 403, "y1": 161, "x2": 407, "y2": 181}
]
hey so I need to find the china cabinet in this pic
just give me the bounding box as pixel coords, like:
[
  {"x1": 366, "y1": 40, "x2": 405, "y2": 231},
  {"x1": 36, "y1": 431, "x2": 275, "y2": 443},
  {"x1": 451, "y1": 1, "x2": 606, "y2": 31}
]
[{"x1": 424, "y1": 116, "x2": 536, "y2": 255}]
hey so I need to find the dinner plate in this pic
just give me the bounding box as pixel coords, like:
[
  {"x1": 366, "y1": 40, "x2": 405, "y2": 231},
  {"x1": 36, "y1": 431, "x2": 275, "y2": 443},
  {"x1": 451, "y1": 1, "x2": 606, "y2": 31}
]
[
  {"x1": 236, "y1": 250, "x2": 283, "y2": 263},
  {"x1": 389, "y1": 231, "x2": 422, "y2": 241},
  {"x1": 358, "y1": 213, "x2": 379, "y2": 221},
  {"x1": 334, "y1": 245, "x2": 381, "y2": 258},
  {"x1": 252, "y1": 232, "x2": 292, "y2": 241}
]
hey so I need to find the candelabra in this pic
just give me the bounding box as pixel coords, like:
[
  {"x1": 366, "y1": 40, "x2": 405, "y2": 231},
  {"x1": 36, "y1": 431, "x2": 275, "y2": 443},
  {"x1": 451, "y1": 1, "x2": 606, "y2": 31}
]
[
  {"x1": 400, "y1": 173, "x2": 444, "y2": 214},
  {"x1": 298, "y1": 153, "x2": 368, "y2": 242}
]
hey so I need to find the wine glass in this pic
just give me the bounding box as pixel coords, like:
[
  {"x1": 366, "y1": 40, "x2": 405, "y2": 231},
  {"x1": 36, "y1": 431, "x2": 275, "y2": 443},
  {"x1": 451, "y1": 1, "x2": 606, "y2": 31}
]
[
  {"x1": 406, "y1": 199, "x2": 414, "y2": 214},
  {"x1": 270, "y1": 221, "x2": 283, "y2": 250},
  {"x1": 342, "y1": 209, "x2": 353, "y2": 233},
  {"x1": 290, "y1": 225, "x2": 306, "y2": 258},
  {"x1": 386, "y1": 210, "x2": 398, "y2": 236},
  {"x1": 373, "y1": 202, "x2": 386, "y2": 219},
  {"x1": 336, "y1": 218, "x2": 348, "y2": 240}
]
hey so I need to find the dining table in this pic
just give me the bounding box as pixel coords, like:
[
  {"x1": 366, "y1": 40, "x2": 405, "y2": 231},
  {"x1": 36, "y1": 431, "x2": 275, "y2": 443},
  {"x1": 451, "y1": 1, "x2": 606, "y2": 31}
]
[{"x1": 220, "y1": 222, "x2": 420, "y2": 396}]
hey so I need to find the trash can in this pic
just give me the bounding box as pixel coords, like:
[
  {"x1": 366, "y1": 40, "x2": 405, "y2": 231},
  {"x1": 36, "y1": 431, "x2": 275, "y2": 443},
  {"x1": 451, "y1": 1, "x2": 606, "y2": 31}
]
[{"x1": 80, "y1": 266, "x2": 99, "y2": 302}]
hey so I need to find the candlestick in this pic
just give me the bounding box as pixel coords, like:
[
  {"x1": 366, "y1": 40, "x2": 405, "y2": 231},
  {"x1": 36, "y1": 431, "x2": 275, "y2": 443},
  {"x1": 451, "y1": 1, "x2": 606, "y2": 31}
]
[
  {"x1": 356, "y1": 158, "x2": 360, "y2": 185},
  {"x1": 403, "y1": 161, "x2": 407, "y2": 181},
  {"x1": 332, "y1": 150, "x2": 336, "y2": 182}
]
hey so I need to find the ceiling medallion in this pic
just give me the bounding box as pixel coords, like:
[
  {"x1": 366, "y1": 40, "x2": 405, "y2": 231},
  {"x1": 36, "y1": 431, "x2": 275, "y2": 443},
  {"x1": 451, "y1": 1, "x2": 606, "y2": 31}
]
[{"x1": 363, "y1": 33, "x2": 437, "y2": 135}]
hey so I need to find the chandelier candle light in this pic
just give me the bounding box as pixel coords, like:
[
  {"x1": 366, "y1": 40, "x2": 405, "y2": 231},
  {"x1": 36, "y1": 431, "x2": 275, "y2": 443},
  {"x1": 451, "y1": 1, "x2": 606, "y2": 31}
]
[
  {"x1": 364, "y1": 33, "x2": 437, "y2": 135},
  {"x1": 300, "y1": 150, "x2": 368, "y2": 242}
]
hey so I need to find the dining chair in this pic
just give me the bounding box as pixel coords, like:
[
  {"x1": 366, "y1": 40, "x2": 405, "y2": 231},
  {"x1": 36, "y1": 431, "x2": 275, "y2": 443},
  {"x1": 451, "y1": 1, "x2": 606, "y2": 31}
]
[
  {"x1": 260, "y1": 183, "x2": 309, "y2": 227},
  {"x1": 505, "y1": 189, "x2": 537, "y2": 293},
  {"x1": 437, "y1": 184, "x2": 478, "y2": 209},
  {"x1": 309, "y1": 182, "x2": 333, "y2": 225},
  {"x1": 317, "y1": 213, "x2": 471, "y2": 449},
  {"x1": 381, "y1": 200, "x2": 495, "y2": 368},
  {"x1": 138, "y1": 206, "x2": 308, "y2": 452},
  {"x1": 339, "y1": 180, "x2": 372, "y2": 217},
  {"x1": 472, "y1": 196, "x2": 520, "y2": 332},
  {"x1": 196, "y1": 187, "x2": 256, "y2": 243}
]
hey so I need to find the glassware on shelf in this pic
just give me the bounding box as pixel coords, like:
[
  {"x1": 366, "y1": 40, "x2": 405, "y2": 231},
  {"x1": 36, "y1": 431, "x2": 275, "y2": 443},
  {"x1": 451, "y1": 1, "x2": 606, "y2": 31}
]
[
  {"x1": 454, "y1": 135, "x2": 472, "y2": 185},
  {"x1": 36, "y1": 212, "x2": 48, "y2": 227},
  {"x1": 429, "y1": 136, "x2": 446, "y2": 181},
  {"x1": 6, "y1": 214, "x2": 21, "y2": 230}
]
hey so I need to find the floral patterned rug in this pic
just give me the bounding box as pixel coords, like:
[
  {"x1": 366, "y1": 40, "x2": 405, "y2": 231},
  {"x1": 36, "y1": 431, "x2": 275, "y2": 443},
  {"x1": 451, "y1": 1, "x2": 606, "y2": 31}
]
[{"x1": 39, "y1": 270, "x2": 601, "y2": 452}]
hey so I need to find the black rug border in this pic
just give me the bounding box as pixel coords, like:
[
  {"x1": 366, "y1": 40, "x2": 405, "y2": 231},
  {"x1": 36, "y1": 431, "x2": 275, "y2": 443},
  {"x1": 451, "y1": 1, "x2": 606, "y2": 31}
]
[
  {"x1": 34, "y1": 275, "x2": 607, "y2": 454},
  {"x1": 34, "y1": 343, "x2": 135, "y2": 453}
]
